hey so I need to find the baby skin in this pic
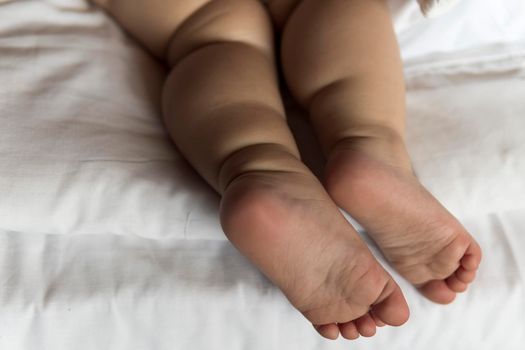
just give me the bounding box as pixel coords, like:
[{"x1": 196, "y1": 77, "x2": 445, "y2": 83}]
[{"x1": 93, "y1": 0, "x2": 482, "y2": 340}]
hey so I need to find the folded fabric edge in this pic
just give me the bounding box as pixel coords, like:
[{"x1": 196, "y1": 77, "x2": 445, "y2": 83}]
[
  {"x1": 417, "y1": 0, "x2": 461, "y2": 17},
  {"x1": 404, "y1": 43, "x2": 525, "y2": 78}
]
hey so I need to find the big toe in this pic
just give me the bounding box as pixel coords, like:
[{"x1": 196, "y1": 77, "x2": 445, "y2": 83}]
[
  {"x1": 462, "y1": 237, "x2": 482, "y2": 271},
  {"x1": 371, "y1": 281, "x2": 410, "y2": 327},
  {"x1": 313, "y1": 323, "x2": 340, "y2": 340}
]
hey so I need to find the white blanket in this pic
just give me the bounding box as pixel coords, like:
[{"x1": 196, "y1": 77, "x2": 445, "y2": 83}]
[{"x1": 1, "y1": 0, "x2": 524, "y2": 349}]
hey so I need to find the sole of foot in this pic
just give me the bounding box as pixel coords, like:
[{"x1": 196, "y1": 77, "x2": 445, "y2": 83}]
[
  {"x1": 324, "y1": 137, "x2": 482, "y2": 304},
  {"x1": 220, "y1": 167, "x2": 410, "y2": 339}
]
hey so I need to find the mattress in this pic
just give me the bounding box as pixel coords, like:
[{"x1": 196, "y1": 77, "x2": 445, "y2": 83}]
[{"x1": 1, "y1": 0, "x2": 524, "y2": 349}]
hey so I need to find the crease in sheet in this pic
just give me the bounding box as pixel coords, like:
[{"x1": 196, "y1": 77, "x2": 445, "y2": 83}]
[{"x1": 487, "y1": 214, "x2": 523, "y2": 286}]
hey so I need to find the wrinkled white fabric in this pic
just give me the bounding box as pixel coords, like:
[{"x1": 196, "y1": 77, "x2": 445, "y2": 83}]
[
  {"x1": 1, "y1": 0, "x2": 525, "y2": 238},
  {"x1": 390, "y1": 0, "x2": 525, "y2": 65},
  {"x1": 0, "y1": 212, "x2": 524, "y2": 350},
  {"x1": 1, "y1": 0, "x2": 525, "y2": 349}
]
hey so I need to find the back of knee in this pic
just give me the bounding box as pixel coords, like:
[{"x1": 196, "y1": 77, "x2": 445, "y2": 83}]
[
  {"x1": 166, "y1": 0, "x2": 274, "y2": 66},
  {"x1": 265, "y1": 0, "x2": 303, "y2": 29}
]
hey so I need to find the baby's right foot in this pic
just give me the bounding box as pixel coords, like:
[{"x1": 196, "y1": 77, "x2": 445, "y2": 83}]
[
  {"x1": 219, "y1": 146, "x2": 409, "y2": 340},
  {"x1": 323, "y1": 132, "x2": 482, "y2": 304}
]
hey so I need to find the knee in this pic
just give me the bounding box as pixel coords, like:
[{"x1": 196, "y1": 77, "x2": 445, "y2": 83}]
[{"x1": 166, "y1": 0, "x2": 275, "y2": 66}]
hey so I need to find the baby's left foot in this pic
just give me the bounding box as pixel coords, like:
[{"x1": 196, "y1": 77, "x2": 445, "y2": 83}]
[{"x1": 324, "y1": 133, "x2": 482, "y2": 304}]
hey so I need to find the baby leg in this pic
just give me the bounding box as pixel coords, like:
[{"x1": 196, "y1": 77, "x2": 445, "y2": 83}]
[
  {"x1": 276, "y1": 0, "x2": 482, "y2": 304},
  {"x1": 92, "y1": 0, "x2": 409, "y2": 339},
  {"x1": 164, "y1": 1, "x2": 410, "y2": 338}
]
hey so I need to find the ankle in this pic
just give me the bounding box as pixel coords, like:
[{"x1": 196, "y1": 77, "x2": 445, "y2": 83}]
[
  {"x1": 327, "y1": 125, "x2": 412, "y2": 171},
  {"x1": 218, "y1": 143, "x2": 308, "y2": 194}
]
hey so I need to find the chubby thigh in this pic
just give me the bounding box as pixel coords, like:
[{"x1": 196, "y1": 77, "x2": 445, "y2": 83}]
[
  {"x1": 91, "y1": 0, "x2": 285, "y2": 59},
  {"x1": 91, "y1": 0, "x2": 302, "y2": 191}
]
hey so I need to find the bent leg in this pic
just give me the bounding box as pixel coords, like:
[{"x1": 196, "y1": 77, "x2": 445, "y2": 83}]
[
  {"x1": 163, "y1": 0, "x2": 408, "y2": 337},
  {"x1": 278, "y1": 0, "x2": 482, "y2": 304},
  {"x1": 92, "y1": 0, "x2": 409, "y2": 339},
  {"x1": 278, "y1": 0, "x2": 407, "y2": 161},
  {"x1": 162, "y1": 0, "x2": 298, "y2": 193}
]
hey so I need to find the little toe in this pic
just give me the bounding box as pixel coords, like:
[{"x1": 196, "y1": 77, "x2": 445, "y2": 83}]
[
  {"x1": 418, "y1": 280, "x2": 456, "y2": 304},
  {"x1": 314, "y1": 323, "x2": 340, "y2": 340},
  {"x1": 338, "y1": 321, "x2": 360, "y2": 340},
  {"x1": 455, "y1": 266, "x2": 477, "y2": 284},
  {"x1": 445, "y1": 274, "x2": 468, "y2": 293},
  {"x1": 355, "y1": 313, "x2": 376, "y2": 337}
]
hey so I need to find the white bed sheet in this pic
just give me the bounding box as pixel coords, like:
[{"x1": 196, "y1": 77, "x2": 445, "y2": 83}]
[
  {"x1": 0, "y1": 211, "x2": 524, "y2": 350},
  {"x1": 1, "y1": 0, "x2": 525, "y2": 349}
]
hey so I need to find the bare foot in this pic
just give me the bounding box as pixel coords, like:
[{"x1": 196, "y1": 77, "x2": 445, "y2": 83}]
[
  {"x1": 219, "y1": 161, "x2": 409, "y2": 340},
  {"x1": 324, "y1": 134, "x2": 482, "y2": 304}
]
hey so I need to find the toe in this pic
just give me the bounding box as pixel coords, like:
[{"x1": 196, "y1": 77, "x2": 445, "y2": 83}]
[
  {"x1": 338, "y1": 321, "x2": 360, "y2": 340},
  {"x1": 445, "y1": 274, "x2": 468, "y2": 293},
  {"x1": 418, "y1": 280, "x2": 456, "y2": 304},
  {"x1": 370, "y1": 310, "x2": 386, "y2": 327},
  {"x1": 455, "y1": 266, "x2": 477, "y2": 283},
  {"x1": 371, "y1": 281, "x2": 410, "y2": 326},
  {"x1": 314, "y1": 323, "x2": 339, "y2": 340},
  {"x1": 355, "y1": 313, "x2": 376, "y2": 337},
  {"x1": 461, "y1": 239, "x2": 482, "y2": 271},
  {"x1": 418, "y1": 235, "x2": 481, "y2": 302}
]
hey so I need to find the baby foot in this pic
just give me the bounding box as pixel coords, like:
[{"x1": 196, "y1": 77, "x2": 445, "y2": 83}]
[
  {"x1": 219, "y1": 163, "x2": 409, "y2": 340},
  {"x1": 324, "y1": 135, "x2": 482, "y2": 304}
]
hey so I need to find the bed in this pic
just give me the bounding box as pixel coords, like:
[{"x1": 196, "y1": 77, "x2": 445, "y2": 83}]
[{"x1": 1, "y1": 0, "x2": 524, "y2": 349}]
